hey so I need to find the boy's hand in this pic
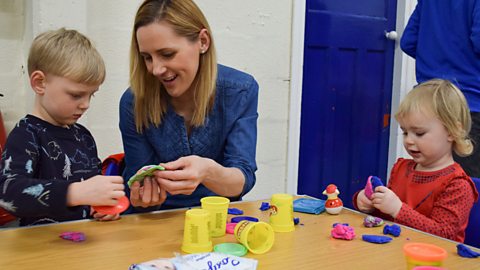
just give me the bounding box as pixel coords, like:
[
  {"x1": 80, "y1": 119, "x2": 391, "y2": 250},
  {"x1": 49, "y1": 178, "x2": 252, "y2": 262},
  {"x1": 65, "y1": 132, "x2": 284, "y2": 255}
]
[
  {"x1": 67, "y1": 175, "x2": 125, "y2": 207},
  {"x1": 90, "y1": 208, "x2": 121, "y2": 221},
  {"x1": 129, "y1": 176, "x2": 167, "y2": 208},
  {"x1": 371, "y1": 186, "x2": 402, "y2": 218},
  {"x1": 357, "y1": 189, "x2": 375, "y2": 213}
]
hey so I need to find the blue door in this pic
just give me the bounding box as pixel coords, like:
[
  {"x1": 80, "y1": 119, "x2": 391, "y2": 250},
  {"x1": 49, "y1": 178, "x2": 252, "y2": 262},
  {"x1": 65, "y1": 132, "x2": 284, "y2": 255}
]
[{"x1": 298, "y1": 0, "x2": 397, "y2": 208}]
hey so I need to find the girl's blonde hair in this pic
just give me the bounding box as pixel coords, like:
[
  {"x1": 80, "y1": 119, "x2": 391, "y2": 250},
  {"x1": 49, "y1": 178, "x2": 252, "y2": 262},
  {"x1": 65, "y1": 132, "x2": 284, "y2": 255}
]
[
  {"x1": 130, "y1": 0, "x2": 217, "y2": 132},
  {"x1": 395, "y1": 79, "x2": 473, "y2": 156},
  {"x1": 28, "y1": 28, "x2": 105, "y2": 85}
]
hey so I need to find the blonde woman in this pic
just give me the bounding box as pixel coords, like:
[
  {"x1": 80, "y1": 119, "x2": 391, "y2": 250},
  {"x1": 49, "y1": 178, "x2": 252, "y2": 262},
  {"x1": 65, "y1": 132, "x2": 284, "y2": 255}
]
[
  {"x1": 354, "y1": 79, "x2": 478, "y2": 242},
  {"x1": 120, "y1": 0, "x2": 259, "y2": 211}
]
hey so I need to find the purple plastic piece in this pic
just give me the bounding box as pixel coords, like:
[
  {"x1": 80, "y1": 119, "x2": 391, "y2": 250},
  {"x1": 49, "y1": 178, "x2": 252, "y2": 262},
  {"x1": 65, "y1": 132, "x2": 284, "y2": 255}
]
[
  {"x1": 228, "y1": 208, "x2": 244, "y2": 215},
  {"x1": 362, "y1": 234, "x2": 392, "y2": 244},
  {"x1": 60, "y1": 231, "x2": 86, "y2": 242},
  {"x1": 457, "y1": 244, "x2": 480, "y2": 258},
  {"x1": 259, "y1": 202, "x2": 270, "y2": 211},
  {"x1": 383, "y1": 224, "x2": 401, "y2": 237}
]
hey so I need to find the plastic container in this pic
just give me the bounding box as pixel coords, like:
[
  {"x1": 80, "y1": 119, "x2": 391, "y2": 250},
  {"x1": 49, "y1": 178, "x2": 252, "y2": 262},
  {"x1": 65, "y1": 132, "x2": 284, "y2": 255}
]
[
  {"x1": 181, "y1": 209, "x2": 212, "y2": 254},
  {"x1": 403, "y1": 243, "x2": 447, "y2": 270},
  {"x1": 201, "y1": 196, "x2": 230, "y2": 237},
  {"x1": 234, "y1": 220, "x2": 275, "y2": 254}
]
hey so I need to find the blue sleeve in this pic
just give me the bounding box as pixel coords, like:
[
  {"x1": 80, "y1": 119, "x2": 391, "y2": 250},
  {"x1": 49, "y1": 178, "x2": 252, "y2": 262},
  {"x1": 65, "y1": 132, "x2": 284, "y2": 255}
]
[
  {"x1": 471, "y1": 0, "x2": 480, "y2": 53},
  {"x1": 223, "y1": 77, "x2": 259, "y2": 197},
  {"x1": 0, "y1": 124, "x2": 71, "y2": 217},
  {"x1": 119, "y1": 89, "x2": 157, "y2": 184},
  {"x1": 400, "y1": 1, "x2": 422, "y2": 58}
]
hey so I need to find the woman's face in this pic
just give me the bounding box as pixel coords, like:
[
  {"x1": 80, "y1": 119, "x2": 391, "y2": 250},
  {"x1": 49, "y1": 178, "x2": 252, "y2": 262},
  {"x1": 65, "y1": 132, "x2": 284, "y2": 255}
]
[{"x1": 136, "y1": 21, "x2": 207, "y2": 101}]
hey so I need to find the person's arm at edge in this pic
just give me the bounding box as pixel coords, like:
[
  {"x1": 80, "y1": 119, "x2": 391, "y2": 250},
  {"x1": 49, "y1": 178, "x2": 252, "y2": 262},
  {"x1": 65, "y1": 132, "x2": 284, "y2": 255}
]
[{"x1": 400, "y1": 1, "x2": 422, "y2": 58}]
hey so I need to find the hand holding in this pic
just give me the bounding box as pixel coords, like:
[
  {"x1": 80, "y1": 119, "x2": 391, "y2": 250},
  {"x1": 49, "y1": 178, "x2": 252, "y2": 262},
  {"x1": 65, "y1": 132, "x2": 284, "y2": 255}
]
[
  {"x1": 154, "y1": 155, "x2": 213, "y2": 195},
  {"x1": 357, "y1": 189, "x2": 375, "y2": 213},
  {"x1": 371, "y1": 186, "x2": 402, "y2": 218},
  {"x1": 90, "y1": 207, "x2": 121, "y2": 221},
  {"x1": 67, "y1": 175, "x2": 125, "y2": 207},
  {"x1": 129, "y1": 176, "x2": 167, "y2": 208}
]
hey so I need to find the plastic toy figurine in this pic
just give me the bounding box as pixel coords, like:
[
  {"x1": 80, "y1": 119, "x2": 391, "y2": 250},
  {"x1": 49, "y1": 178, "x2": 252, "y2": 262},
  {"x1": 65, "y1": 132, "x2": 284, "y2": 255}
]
[{"x1": 322, "y1": 184, "x2": 343, "y2": 214}]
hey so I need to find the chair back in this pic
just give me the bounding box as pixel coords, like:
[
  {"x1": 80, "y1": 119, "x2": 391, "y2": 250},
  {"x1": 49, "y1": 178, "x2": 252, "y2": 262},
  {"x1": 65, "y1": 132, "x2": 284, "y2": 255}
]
[{"x1": 465, "y1": 177, "x2": 480, "y2": 248}]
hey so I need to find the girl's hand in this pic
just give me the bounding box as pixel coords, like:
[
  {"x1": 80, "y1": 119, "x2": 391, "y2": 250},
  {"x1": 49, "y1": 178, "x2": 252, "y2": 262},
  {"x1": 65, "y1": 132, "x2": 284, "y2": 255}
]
[
  {"x1": 371, "y1": 186, "x2": 402, "y2": 218},
  {"x1": 357, "y1": 189, "x2": 375, "y2": 213}
]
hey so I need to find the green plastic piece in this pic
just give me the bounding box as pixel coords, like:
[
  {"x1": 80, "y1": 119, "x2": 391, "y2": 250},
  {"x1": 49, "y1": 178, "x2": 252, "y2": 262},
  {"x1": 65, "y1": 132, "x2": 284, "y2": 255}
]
[{"x1": 127, "y1": 165, "x2": 165, "y2": 187}]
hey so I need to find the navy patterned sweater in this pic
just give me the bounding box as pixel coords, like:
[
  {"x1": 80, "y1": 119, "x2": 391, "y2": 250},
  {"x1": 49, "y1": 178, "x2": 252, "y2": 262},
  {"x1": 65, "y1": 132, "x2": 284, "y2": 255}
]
[{"x1": 0, "y1": 115, "x2": 101, "y2": 226}]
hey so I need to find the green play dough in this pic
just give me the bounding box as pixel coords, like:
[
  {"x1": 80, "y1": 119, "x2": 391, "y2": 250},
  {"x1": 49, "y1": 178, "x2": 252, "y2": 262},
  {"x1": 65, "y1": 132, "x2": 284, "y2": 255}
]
[{"x1": 127, "y1": 165, "x2": 165, "y2": 187}]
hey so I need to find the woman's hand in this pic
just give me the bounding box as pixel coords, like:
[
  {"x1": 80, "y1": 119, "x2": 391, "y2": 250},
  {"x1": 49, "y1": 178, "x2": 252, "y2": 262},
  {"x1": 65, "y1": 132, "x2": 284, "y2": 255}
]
[
  {"x1": 371, "y1": 186, "x2": 402, "y2": 218},
  {"x1": 153, "y1": 155, "x2": 213, "y2": 195},
  {"x1": 356, "y1": 189, "x2": 375, "y2": 213},
  {"x1": 129, "y1": 176, "x2": 167, "y2": 208}
]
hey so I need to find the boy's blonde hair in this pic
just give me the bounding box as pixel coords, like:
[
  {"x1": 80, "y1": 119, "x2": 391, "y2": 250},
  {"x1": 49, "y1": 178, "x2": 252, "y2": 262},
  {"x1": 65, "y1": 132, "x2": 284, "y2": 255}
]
[
  {"x1": 395, "y1": 79, "x2": 473, "y2": 156},
  {"x1": 28, "y1": 28, "x2": 105, "y2": 85},
  {"x1": 130, "y1": 0, "x2": 217, "y2": 132}
]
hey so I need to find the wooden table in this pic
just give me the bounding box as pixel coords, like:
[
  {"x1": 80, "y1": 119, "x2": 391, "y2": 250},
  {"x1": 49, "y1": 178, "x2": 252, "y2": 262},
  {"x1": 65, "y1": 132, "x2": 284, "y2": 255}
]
[{"x1": 0, "y1": 198, "x2": 478, "y2": 269}]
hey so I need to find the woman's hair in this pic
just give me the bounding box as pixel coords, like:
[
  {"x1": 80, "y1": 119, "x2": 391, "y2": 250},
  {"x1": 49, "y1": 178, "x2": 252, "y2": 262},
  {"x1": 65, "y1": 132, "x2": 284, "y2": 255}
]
[
  {"x1": 130, "y1": 0, "x2": 217, "y2": 132},
  {"x1": 28, "y1": 28, "x2": 105, "y2": 85},
  {"x1": 395, "y1": 79, "x2": 473, "y2": 156}
]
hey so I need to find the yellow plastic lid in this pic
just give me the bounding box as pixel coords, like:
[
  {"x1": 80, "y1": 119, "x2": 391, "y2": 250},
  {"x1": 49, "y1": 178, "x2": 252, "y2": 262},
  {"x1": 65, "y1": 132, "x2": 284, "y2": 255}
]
[{"x1": 403, "y1": 243, "x2": 447, "y2": 262}]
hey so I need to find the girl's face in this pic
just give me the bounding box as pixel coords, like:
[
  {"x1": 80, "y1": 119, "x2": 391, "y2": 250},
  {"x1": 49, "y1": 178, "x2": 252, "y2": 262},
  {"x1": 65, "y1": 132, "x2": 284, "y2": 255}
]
[
  {"x1": 398, "y1": 109, "x2": 454, "y2": 171},
  {"x1": 136, "y1": 21, "x2": 207, "y2": 102},
  {"x1": 32, "y1": 72, "x2": 98, "y2": 127}
]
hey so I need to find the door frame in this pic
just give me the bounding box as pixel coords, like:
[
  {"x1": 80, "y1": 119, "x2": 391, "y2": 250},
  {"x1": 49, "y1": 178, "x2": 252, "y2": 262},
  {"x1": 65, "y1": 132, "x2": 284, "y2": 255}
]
[{"x1": 287, "y1": 0, "x2": 418, "y2": 194}]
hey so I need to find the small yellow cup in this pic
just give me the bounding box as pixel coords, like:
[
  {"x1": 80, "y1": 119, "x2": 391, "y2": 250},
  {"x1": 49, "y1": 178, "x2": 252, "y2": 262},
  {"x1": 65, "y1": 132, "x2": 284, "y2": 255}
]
[
  {"x1": 269, "y1": 193, "x2": 295, "y2": 232},
  {"x1": 234, "y1": 220, "x2": 275, "y2": 254},
  {"x1": 403, "y1": 243, "x2": 447, "y2": 270},
  {"x1": 201, "y1": 196, "x2": 230, "y2": 237},
  {"x1": 181, "y1": 209, "x2": 213, "y2": 254}
]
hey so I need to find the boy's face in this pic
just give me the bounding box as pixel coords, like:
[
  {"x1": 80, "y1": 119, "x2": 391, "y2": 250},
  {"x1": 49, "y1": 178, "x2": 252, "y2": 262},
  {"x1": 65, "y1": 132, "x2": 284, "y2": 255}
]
[
  {"x1": 398, "y1": 109, "x2": 454, "y2": 171},
  {"x1": 31, "y1": 72, "x2": 98, "y2": 127}
]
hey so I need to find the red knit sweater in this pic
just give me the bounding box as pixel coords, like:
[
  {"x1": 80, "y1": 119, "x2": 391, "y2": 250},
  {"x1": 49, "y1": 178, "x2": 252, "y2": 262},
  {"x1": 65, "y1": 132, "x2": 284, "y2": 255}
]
[{"x1": 354, "y1": 158, "x2": 478, "y2": 242}]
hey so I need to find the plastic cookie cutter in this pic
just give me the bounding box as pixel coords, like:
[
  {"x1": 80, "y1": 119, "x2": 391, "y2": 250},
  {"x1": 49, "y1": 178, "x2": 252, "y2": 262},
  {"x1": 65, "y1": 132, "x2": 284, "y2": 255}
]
[
  {"x1": 127, "y1": 164, "x2": 165, "y2": 187},
  {"x1": 92, "y1": 195, "x2": 130, "y2": 215}
]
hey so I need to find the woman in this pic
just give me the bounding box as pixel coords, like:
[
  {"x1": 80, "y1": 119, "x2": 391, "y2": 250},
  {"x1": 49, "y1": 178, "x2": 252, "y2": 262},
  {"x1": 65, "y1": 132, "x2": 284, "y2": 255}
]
[{"x1": 120, "y1": 0, "x2": 259, "y2": 211}]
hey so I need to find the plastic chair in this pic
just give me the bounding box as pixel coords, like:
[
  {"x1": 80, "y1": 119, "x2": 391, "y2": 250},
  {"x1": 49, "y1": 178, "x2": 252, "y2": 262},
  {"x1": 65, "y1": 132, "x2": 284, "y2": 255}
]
[{"x1": 465, "y1": 177, "x2": 480, "y2": 248}]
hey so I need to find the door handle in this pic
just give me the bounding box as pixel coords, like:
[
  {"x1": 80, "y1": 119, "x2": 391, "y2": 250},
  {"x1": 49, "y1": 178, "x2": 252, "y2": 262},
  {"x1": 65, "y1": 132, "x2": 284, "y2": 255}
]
[{"x1": 385, "y1": 31, "x2": 398, "y2": 41}]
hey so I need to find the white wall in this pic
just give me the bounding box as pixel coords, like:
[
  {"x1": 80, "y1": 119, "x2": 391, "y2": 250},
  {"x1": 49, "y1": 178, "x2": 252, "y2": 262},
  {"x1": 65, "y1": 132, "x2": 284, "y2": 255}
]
[
  {"x1": 0, "y1": 0, "x2": 418, "y2": 201},
  {"x1": 0, "y1": 0, "x2": 291, "y2": 201}
]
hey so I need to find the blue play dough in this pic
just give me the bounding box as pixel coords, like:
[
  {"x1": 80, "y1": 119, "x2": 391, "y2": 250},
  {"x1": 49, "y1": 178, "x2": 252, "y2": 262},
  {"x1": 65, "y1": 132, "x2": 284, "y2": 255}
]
[
  {"x1": 370, "y1": 176, "x2": 384, "y2": 189},
  {"x1": 457, "y1": 244, "x2": 480, "y2": 258},
  {"x1": 259, "y1": 202, "x2": 270, "y2": 211},
  {"x1": 228, "y1": 208, "x2": 244, "y2": 215},
  {"x1": 294, "y1": 217, "x2": 300, "y2": 225},
  {"x1": 383, "y1": 224, "x2": 401, "y2": 237},
  {"x1": 362, "y1": 235, "x2": 392, "y2": 244},
  {"x1": 231, "y1": 216, "x2": 259, "y2": 223},
  {"x1": 293, "y1": 198, "x2": 326, "y2": 214}
]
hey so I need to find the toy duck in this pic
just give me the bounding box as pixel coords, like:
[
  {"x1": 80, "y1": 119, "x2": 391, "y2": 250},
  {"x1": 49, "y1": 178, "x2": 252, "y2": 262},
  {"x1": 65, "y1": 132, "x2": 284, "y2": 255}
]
[{"x1": 322, "y1": 184, "x2": 343, "y2": 214}]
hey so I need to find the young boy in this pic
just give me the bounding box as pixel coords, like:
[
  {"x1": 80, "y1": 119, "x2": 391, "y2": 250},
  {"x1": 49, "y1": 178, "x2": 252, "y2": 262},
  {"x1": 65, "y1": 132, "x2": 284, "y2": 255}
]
[{"x1": 0, "y1": 28, "x2": 125, "y2": 226}]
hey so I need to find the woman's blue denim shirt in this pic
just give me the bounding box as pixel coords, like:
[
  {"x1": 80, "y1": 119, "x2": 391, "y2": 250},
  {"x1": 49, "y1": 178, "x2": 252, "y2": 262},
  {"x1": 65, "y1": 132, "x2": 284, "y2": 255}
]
[{"x1": 119, "y1": 64, "x2": 259, "y2": 211}]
